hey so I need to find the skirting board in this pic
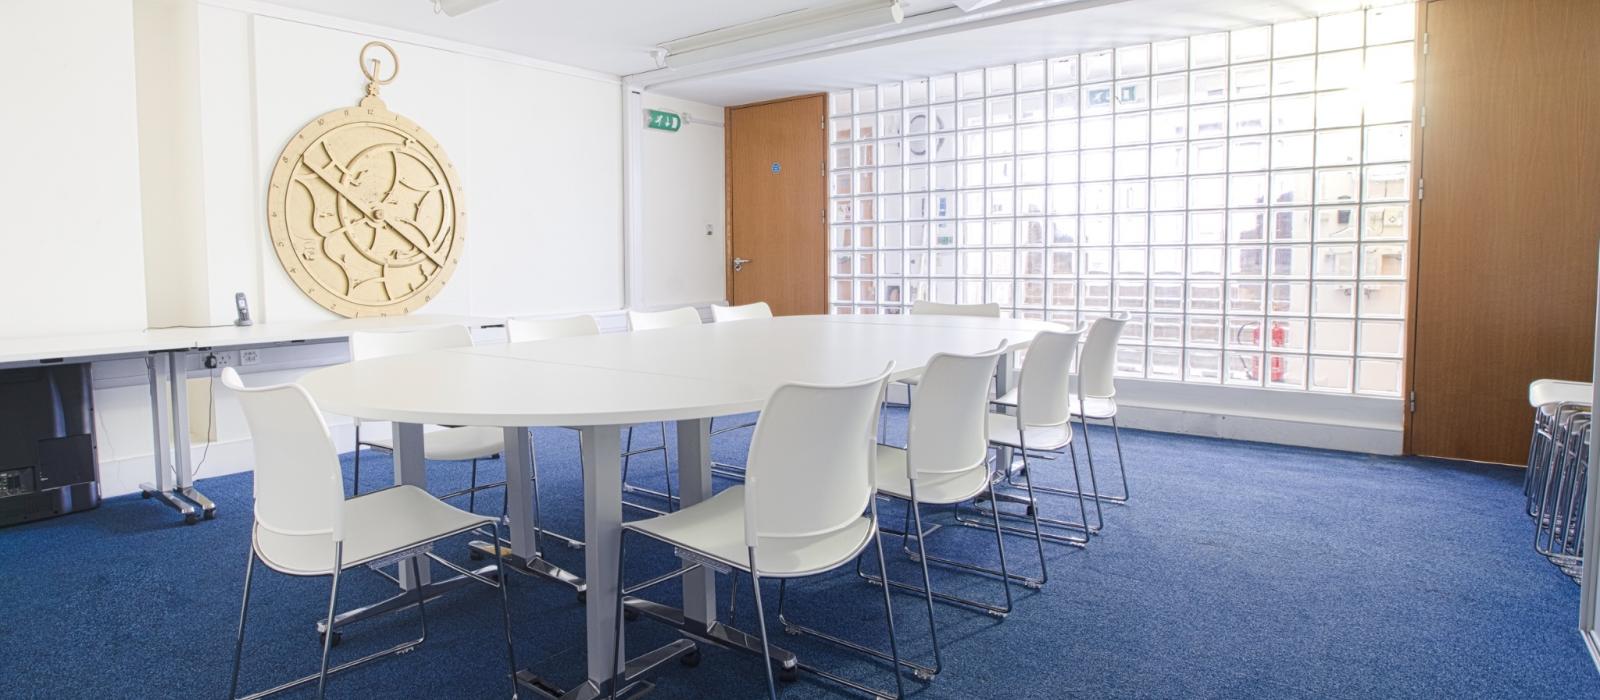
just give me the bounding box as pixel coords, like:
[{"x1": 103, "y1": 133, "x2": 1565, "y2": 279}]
[{"x1": 885, "y1": 378, "x2": 1404, "y2": 456}]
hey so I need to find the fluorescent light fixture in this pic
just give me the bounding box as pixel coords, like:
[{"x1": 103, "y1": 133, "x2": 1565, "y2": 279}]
[
  {"x1": 432, "y1": 0, "x2": 500, "y2": 17},
  {"x1": 890, "y1": 0, "x2": 905, "y2": 24},
  {"x1": 953, "y1": 0, "x2": 1005, "y2": 10},
  {"x1": 660, "y1": 0, "x2": 903, "y2": 57}
]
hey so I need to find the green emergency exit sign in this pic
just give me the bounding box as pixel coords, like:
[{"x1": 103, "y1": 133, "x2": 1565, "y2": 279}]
[{"x1": 646, "y1": 109, "x2": 682, "y2": 132}]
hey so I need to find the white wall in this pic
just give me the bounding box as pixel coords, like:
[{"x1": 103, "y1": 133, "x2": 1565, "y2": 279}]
[
  {"x1": 88, "y1": 0, "x2": 640, "y2": 495},
  {"x1": 637, "y1": 94, "x2": 727, "y2": 309},
  {"x1": 0, "y1": 1, "x2": 148, "y2": 338},
  {"x1": 172, "y1": 2, "x2": 627, "y2": 324}
]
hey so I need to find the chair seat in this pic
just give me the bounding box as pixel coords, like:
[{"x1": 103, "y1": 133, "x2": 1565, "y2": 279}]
[
  {"x1": 254, "y1": 485, "x2": 494, "y2": 576},
  {"x1": 992, "y1": 389, "x2": 1117, "y2": 419},
  {"x1": 899, "y1": 375, "x2": 921, "y2": 387},
  {"x1": 624, "y1": 486, "x2": 875, "y2": 578},
  {"x1": 1529, "y1": 379, "x2": 1592, "y2": 410},
  {"x1": 986, "y1": 412, "x2": 1072, "y2": 451},
  {"x1": 365, "y1": 426, "x2": 504, "y2": 461},
  {"x1": 873, "y1": 445, "x2": 989, "y2": 505}
]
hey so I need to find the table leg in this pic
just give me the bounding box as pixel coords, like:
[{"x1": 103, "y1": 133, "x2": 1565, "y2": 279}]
[
  {"x1": 139, "y1": 353, "x2": 199, "y2": 523},
  {"x1": 394, "y1": 422, "x2": 430, "y2": 589},
  {"x1": 168, "y1": 351, "x2": 215, "y2": 520},
  {"x1": 470, "y1": 428, "x2": 584, "y2": 590},
  {"x1": 676, "y1": 418, "x2": 716, "y2": 623},
  {"x1": 583, "y1": 425, "x2": 624, "y2": 685},
  {"x1": 995, "y1": 350, "x2": 1016, "y2": 475},
  {"x1": 518, "y1": 425, "x2": 695, "y2": 700}
]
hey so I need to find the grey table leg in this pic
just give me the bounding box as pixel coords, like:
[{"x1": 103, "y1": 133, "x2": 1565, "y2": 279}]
[
  {"x1": 582, "y1": 425, "x2": 624, "y2": 687},
  {"x1": 503, "y1": 426, "x2": 538, "y2": 557},
  {"x1": 995, "y1": 350, "x2": 1015, "y2": 471},
  {"x1": 676, "y1": 418, "x2": 716, "y2": 623},
  {"x1": 394, "y1": 422, "x2": 430, "y2": 589},
  {"x1": 138, "y1": 354, "x2": 197, "y2": 522},
  {"x1": 168, "y1": 351, "x2": 215, "y2": 520}
]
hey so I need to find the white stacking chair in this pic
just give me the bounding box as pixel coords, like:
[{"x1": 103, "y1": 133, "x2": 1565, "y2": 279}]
[
  {"x1": 857, "y1": 341, "x2": 1013, "y2": 680},
  {"x1": 619, "y1": 307, "x2": 705, "y2": 513},
  {"x1": 221, "y1": 368, "x2": 519, "y2": 700},
  {"x1": 347, "y1": 326, "x2": 504, "y2": 512},
  {"x1": 1525, "y1": 378, "x2": 1592, "y2": 510},
  {"x1": 627, "y1": 306, "x2": 703, "y2": 330},
  {"x1": 710, "y1": 301, "x2": 772, "y2": 322},
  {"x1": 993, "y1": 313, "x2": 1131, "y2": 530},
  {"x1": 706, "y1": 302, "x2": 773, "y2": 481},
  {"x1": 885, "y1": 301, "x2": 1002, "y2": 439},
  {"x1": 612, "y1": 364, "x2": 904, "y2": 700},
  {"x1": 974, "y1": 327, "x2": 1095, "y2": 557}
]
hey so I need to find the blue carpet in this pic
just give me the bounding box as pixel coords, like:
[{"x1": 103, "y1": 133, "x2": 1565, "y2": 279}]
[{"x1": 0, "y1": 410, "x2": 1595, "y2": 699}]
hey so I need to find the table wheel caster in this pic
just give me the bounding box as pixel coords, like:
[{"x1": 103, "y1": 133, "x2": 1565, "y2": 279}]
[
  {"x1": 576, "y1": 590, "x2": 586, "y2": 604},
  {"x1": 184, "y1": 513, "x2": 200, "y2": 526},
  {"x1": 679, "y1": 650, "x2": 701, "y2": 668},
  {"x1": 624, "y1": 608, "x2": 640, "y2": 622},
  {"x1": 140, "y1": 490, "x2": 152, "y2": 499},
  {"x1": 203, "y1": 508, "x2": 217, "y2": 520},
  {"x1": 913, "y1": 669, "x2": 935, "y2": 681},
  {"x1": 319, "y1": 630, "x2": 343, "y2": 647},
  {"x1": 469, "y1": 549, "x2": 486, "y2": 562},
  {"x1": 776, "y1": 663, "x2": 799, "y2": 683}
]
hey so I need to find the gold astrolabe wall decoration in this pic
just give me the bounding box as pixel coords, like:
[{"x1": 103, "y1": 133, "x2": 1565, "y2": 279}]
[{"x1": 266, "y1": 41, "x2": 465, "y2": 318}]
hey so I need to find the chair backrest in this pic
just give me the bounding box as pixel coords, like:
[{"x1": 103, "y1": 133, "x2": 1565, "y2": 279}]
[
  {"x1": 710, "y1": 302, "x2": 773, "y2": 322},
  {"x1": 219, "y1": 368, "x2": 346, "y2": 542},
  {"x1": 910, "y1": 300, "x2": 1000, "y2": 317},
  {"x1": 907, "y1": 342, "x2": 1007, "y2": 481},
  {"x1": 1078, "y1": 313, "x2": 1129, "y2": 399},
  {"x1": 627, "y1": 306, "x2": 703, "y2": 331},
  {"x1": 1016, "y1": 328, "x2": 1083, "y2": 428},
  {"x1": 743, "y1": 363, "x2": 894, "y2": 545},
  {"x1": 506, "y1": 314, "x2": 600, "y2": 342},
  {"x1": 348, "y1": 325, "x2": 472, "y2": 361}
]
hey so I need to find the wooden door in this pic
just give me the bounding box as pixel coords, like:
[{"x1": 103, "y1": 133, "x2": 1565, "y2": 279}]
[
  {"x1": 726, "y1": 94, "x2": 826, "y2": 316},
  {"x1": 1409, "y1": 0, "x2": 1600, "y2": 463}
]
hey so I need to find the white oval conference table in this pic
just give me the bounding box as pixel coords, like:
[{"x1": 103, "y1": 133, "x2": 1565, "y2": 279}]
[{"x1": 299, "y1": 313, "x2": 1056, "y2": 699}]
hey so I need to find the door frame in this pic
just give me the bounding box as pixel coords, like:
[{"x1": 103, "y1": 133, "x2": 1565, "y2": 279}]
[
  {"x1": 1400, "y1": 0, "x2": 1431, "y2": 455},
  {"x1": 724, "y1": 93, "x2": 828, "y2": 313}
]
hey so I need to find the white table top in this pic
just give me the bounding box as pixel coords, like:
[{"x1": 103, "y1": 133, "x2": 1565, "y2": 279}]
[
  {"x1": 0, "y1": 315, "x2": 492, "y2": 368},
  {"x1": 298, "y1": 314, "x2": 1058, "y2": 427}
]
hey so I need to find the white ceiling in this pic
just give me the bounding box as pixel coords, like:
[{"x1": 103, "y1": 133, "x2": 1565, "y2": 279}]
[
  {"x1": 262, "y1": 0, "x2": 956, "y2": 76},
  {"x1": 262, "y1": 0, "x2": 1377, "y2": 106},
  {"x1": 655, "y1": 0, "x2": 1368, "y2": 105}
]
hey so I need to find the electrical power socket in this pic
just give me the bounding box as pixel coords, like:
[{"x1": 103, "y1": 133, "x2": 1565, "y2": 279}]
[
  {"x1": 239, "y1": 349, "x2": 261, "y2": 366},
  {"x1": 204, "y1": 352, "x2": 238, "y2": 369}
]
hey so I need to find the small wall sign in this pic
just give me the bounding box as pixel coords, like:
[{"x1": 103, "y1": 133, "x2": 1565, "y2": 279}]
[
  {"x1": 646, "y1": 109, "x2": 682, "y2": 132},
  {"x1": 771, "y1": 162, "x2": 781, "y2": 173}
]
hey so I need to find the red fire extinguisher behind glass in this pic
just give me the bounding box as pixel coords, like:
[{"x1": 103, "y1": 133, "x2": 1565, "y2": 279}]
[{"x1": 1238, "y1": 321, "x2": 1287, "y2": 382}]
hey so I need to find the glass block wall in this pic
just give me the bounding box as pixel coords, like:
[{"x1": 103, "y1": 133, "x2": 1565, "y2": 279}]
[{"x1": 826, "y1": 3, "x2": 1416, "y2": 396}]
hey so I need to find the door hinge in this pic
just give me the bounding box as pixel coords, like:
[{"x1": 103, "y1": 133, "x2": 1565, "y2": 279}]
[
  {"x1": 820, "y1": 118, "x2": 825, "y2": 130},
  {"x1": 1417, "y1": 177, "x2": 1424, "y2": 201},
  {"x1": 1422, "y1": 32, "x2": 1429, "y2": 56},
  {"x1": 1409, "y1": 391, "x2": 1417, "y2": 413},
  {"x1": 1420, "y1": 104, "x2": 1426, "y2": 129}
]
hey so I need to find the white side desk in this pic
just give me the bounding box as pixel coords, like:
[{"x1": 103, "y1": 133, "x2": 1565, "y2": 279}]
[
  {"x1": 0, "y1": 315, "x2": 492, "y2": 524},
  {"x1": 299, "y1": 313, "x2": 1055, "y2": 699}
]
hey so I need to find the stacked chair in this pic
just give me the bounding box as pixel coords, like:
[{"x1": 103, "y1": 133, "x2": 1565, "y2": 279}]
[{"x1": 1526, "y1": 379, "x2": 1592, "y2": 582}]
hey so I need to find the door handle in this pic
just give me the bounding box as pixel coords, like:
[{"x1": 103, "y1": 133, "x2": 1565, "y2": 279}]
[{"x1": 732, "y1": 257, "x2": 752, "y2": 272}]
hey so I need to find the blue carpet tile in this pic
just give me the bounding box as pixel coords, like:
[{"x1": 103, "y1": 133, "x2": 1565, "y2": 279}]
[{"x1": 1, "y1": 409, "x2": 1596, "y2": 699}]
